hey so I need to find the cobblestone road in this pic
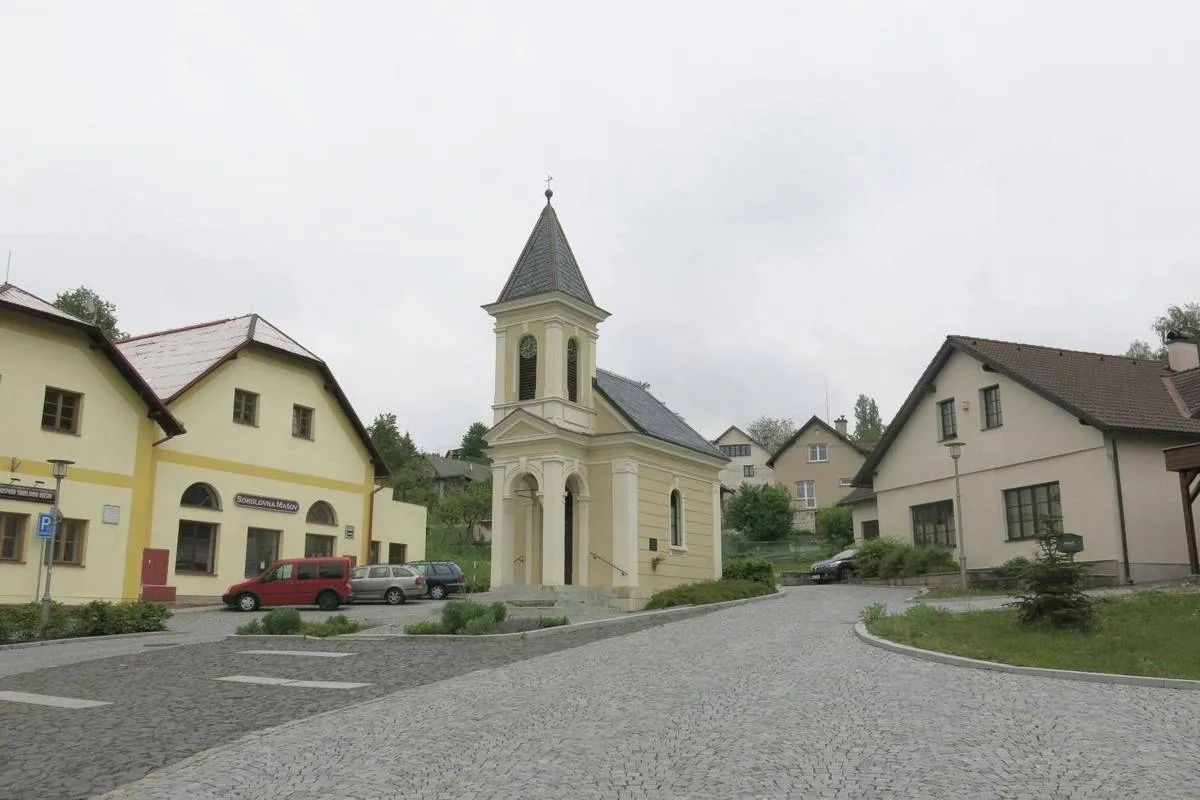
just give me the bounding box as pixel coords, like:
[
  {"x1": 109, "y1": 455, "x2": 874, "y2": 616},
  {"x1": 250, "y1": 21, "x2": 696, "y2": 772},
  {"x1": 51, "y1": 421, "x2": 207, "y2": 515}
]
[
  {"x1": 0, "y1": 605, "x2": 717, "y2": 800},
  {"x1": 7, "y1": 586, "x2": 1200, "y2": 799}
]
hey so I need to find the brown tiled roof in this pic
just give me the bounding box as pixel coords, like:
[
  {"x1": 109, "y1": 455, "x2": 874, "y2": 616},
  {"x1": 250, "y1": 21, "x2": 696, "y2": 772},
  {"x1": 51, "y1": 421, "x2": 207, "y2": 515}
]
[
  {"x1": 852, "y1": 335, "x2": 1200, "y2": 486},
  {"x1": 1170, "y1": 369, "x2": 1200, "y2": 418},
  {"x1": 951, "y1": 336, "x2": 1200, "y2": 435}
]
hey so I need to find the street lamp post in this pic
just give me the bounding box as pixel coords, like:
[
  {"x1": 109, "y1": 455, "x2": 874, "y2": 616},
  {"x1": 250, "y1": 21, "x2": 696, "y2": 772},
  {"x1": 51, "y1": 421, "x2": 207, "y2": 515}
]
[
  {"x1": 944, "y1": 442, "x2": 968, "y2": 592},
  {"x1": 42, "y1": 459, "x2": 74, "y2": 625}
]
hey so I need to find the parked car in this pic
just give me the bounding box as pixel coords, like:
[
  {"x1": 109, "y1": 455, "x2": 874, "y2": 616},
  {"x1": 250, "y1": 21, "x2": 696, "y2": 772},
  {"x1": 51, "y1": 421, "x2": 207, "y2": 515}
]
[
  {"x1": 809, "y1": 549, "x2": 857, "y2": 583},
  {"x1": 222, "y1": 556, "x2": 353, "y2": 612},
  {"x1": 349, "y1": 564, "x2": 425, "y2": 604},
  {"x1": 404, "y1": 561, "x2": 468, "y2": 599}
]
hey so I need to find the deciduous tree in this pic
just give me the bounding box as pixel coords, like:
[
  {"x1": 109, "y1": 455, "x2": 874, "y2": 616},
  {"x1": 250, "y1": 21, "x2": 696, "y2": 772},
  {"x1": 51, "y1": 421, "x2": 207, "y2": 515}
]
[
  {"x1": 724, "y1": 483, "x2": 794, "y2": 542},
  {"x1": 746, "y1": 416, "x2": 797, "y2": 454},
  {"x1": 53, "y1": 286, "x2": 125, "y2": 340},
  {"x1": 1126, "y1": 302, "x2": 1200, "y2": 361}
]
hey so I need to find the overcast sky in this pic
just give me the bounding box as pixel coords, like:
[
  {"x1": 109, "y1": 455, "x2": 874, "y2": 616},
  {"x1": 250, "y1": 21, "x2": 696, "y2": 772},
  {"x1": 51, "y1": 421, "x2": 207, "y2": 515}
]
[{"x1": 3, "y1": 2, "x2": 1199, "y2": 453}]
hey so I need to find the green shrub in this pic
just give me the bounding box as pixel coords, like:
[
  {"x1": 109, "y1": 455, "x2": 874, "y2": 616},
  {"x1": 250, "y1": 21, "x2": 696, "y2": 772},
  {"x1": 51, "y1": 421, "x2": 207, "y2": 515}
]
[
  {"x1": 467, "y1": 574, "x2": 491, "y2": 593},
  {"x1": 404, "y1": 620, "x2": 447, "y2": 635},
  {"x1": 853, "y1": 538, "x2": 906, "y2": 578},
  {"x1": 235, "y1": 619, "x2": 265, "y2": 635},
  {"x1": 900, "y1": 545, "x2": 956, "y2": 577},
  {"x1": 722, "y1": 556, "x2": 776, "y2": 586},
  {"x1": 644, "y1": 579, "x2": 773, "y2": 610},
  {"x1": 439, "y1": 600, "x2": 506, "y2": 634},
  {"x1": 462, "y1": 615, "x2": 499, "y2": 635},
  {"x1": 305, "y1": 614, "x2": 362, "y2": 637},
  {"x1": 996, "y1": 556, "x2": 1033, "y2": 579},
  {"x1": 261, "y1": 608, "x2": 304, "y2": 635},
  {"x1": 878, "y1": 547, "x2": 907, "y2": 579},
  {"x1": 536, "y1": 615, "x2": 570, "y2": 629}
]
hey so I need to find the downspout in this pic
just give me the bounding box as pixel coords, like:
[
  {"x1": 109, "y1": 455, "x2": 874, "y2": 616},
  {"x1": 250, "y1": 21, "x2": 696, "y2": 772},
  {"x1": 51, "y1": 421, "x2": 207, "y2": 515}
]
[
  {"x1": 1110, "y1": 436, "x2": 1132, "y2": 584},
  {"x1": 367, "y1": 482, "x2": 388, "y2": 563}
]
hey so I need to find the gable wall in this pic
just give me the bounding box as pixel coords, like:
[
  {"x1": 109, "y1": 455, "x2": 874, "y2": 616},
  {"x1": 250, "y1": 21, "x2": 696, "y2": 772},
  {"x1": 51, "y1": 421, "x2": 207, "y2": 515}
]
[
  {"x1": 715, "y1": 428, "x2": 775, "y2": 489},
  {"x1": 771, "y1": 425, "x2": 866, "y2": 520}
]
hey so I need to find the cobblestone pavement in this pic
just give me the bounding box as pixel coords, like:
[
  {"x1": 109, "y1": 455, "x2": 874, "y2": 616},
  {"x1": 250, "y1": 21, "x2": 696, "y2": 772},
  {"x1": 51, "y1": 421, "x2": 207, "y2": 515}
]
[
  {"x1": 84, "y1": 585, "x2": 1200, "y2": 800},
  {"x1": 0, "y1": 603, "x2": 718, "y2": 800}
]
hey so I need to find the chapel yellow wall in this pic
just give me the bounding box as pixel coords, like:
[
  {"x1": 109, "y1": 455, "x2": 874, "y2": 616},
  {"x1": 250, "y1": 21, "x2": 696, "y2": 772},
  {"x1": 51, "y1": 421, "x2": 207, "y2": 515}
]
[
  {"x1": 585, "y1": 465, "x2": 614, "y2": 587},
  {"x1": 0, "y1": 313, "x2": 158, "y2": 604},
  {"x1": 634, "y1": 457, "x2": 718, "y2": 593}
]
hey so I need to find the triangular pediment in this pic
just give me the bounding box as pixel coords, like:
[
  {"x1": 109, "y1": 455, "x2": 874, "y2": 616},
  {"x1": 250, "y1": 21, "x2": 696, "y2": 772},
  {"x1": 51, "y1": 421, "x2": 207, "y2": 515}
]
[{"x1": 486, "y1": 409, "x2": 563, "y2": 445}]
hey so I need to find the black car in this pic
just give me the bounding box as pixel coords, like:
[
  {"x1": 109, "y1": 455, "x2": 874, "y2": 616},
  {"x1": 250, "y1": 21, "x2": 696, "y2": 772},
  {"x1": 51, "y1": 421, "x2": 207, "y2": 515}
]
[
  {"x1": 809, "y1": 548, "x2": 857, "y2": 583},
  {"x1": 404, "y1": 561, "x2": 468, "y2": 599}
]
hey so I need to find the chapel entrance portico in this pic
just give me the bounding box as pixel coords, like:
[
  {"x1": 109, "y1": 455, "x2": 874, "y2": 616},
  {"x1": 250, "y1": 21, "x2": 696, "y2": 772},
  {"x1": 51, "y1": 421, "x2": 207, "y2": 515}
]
[{"x1": 490, "y1": 458, "x2": 593, "y2": 591}]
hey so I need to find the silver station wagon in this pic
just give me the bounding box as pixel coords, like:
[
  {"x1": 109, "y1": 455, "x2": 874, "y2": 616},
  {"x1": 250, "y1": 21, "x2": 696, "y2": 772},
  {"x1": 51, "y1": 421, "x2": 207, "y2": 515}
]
[{"x1": 349, "y1": 564, "x2": 425, "y2": 604}]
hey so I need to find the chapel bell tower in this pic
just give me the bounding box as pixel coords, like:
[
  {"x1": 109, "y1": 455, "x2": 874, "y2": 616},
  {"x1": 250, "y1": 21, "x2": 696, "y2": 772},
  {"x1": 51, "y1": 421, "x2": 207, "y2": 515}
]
[{"x1": 482, "y1": 188, "x2": 610, "y2": 435}]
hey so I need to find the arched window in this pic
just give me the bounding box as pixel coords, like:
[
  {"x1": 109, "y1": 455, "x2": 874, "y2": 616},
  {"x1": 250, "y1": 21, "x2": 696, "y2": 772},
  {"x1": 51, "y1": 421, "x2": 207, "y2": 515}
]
[
  {"x1": 180, "y1": 483, "x2": 221, "y2": 510},
  {"x1": 518, "y1": 334, "x2": 537, "y2": 401},
  {"x1": 566, "y1": 338, "x2": 579, "y2": 403},
  {"x1": 306, "y1": 501, "x2": 337, "y2": 526},
  {"x1": 670, "y1": 489, "x2": 683, "y2": 547}
]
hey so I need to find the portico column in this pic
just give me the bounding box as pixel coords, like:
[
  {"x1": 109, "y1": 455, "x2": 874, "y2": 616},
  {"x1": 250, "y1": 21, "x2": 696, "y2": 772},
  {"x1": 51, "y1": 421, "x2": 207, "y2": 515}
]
[
  {"x1": 711, "y1": 481, "x2": 723, "y2": 580},
  {"x1": 541, "y1": 458, "x2": 566, "y2": 586},
  {"x1": 524, "y1": 500, "x2": 534, "y2": 585},
  {"x1": 610, "y1": 459, "x2": 639, "y2": 587},
  {"x1": 577, "y1": 495, "x2": 590, "y2": 586},
  {"x1": 490, "y1": 466, "x2": 512, "y2": 588}
]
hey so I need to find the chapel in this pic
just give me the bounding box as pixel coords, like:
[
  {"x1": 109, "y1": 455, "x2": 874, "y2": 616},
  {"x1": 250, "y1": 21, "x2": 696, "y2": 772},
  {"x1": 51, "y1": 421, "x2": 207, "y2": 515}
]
[{"x1": 483, "y1": 189, "x2": 729, "y2": 609}]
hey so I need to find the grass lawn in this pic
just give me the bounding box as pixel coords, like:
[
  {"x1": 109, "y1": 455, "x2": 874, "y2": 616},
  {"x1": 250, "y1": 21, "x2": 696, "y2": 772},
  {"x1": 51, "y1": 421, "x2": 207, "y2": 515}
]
[{"x1": 864, "y1": 589, "x2": 1200, "y2": 680}]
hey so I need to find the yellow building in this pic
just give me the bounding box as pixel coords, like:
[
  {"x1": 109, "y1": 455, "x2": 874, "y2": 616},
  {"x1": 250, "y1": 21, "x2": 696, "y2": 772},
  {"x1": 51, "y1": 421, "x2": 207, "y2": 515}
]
[
  {"x1": 484, "y1": 190, "x2": 729, "y2": 610},
  {"x1": 1, "y1": 283, "x2": 426, "y2": 605},
  {"x1": 0, "y1": 283, "x2": 185, "y2": 605}
]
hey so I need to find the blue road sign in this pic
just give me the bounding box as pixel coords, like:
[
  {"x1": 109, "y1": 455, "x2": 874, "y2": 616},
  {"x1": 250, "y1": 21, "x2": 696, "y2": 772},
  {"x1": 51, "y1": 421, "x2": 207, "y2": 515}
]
[{"x1": 36, "y1": 512, "x2": 55, "y2": 540}]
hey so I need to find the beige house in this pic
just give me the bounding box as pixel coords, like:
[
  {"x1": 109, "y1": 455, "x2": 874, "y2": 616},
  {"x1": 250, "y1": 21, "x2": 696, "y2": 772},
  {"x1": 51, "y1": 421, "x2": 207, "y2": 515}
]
[
  {"x1": 483, "y1": 190, "x2": 728, "y2": 610},
  {"x1": 847, "y1": 334, "x2": 1200, "y2": 584},
  {"x1": 712, "y1": 426, "x2": 775, "y2": 491},
  {"x1": 766, "y1": 415, "x2": 873, "y2": 530}
]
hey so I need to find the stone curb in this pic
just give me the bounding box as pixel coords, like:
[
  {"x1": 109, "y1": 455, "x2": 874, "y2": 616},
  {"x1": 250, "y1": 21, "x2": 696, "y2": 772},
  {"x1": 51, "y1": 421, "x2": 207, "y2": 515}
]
[
  {"x1": 0, "y1": 630, "x2": 177, "y2": 652},
  {"x1": 853, "y1": 621, "x2": 1200, "y2": 691}
]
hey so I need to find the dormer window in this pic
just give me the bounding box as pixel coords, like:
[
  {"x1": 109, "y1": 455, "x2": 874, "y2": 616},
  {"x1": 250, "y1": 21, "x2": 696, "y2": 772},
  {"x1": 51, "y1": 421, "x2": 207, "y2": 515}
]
[
  {"x1": 567, "y1": 338, "x2": 579, "y2": 402},
  {"x1": 518, "y1": 335, "x2": 538, "y2": 401}
]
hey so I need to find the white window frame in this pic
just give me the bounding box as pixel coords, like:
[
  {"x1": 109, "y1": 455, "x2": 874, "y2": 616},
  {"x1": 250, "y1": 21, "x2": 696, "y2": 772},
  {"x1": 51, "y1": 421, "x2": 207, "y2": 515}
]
[
  {"x1": 795, "y1": 480, "x2": 816, "y2": 509},
  {"x1": 839, "y1": 477, "x2": 854, "y2": 487},
  {"x1": 668, "y1": 486, "x2": 686, "y2": 550},
  {"x1": 807, "y1": 443, "x2": 828, "y2": 463}
]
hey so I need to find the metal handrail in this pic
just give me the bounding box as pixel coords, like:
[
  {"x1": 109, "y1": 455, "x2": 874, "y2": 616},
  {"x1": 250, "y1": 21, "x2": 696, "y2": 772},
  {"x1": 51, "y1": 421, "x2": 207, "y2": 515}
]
[
  {"x1": 590, "y1": 551, "x2": 628, "y2": 577},
  {"x1": 513, "y1": 554, "x2": 525, "y2": 565}
]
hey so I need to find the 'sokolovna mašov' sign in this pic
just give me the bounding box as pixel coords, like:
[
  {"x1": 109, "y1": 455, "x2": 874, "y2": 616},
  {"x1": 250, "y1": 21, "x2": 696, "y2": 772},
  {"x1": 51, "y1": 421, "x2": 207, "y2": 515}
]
[{"x1": 233, "y1": 492, "x2": 300, "y2": 514}]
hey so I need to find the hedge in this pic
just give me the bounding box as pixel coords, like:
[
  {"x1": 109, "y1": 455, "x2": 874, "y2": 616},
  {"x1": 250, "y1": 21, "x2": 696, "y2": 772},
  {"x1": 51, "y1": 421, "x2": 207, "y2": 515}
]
[{"x1": 0, "y1": 601, "x2": 173, "y2": 645}]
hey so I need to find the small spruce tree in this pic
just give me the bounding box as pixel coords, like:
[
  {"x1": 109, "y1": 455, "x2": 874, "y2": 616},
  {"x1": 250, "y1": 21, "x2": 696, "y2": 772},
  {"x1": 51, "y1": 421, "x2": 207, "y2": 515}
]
[{"x1": 1010, "y1": 515, "x2": 1094, "y2": 632}]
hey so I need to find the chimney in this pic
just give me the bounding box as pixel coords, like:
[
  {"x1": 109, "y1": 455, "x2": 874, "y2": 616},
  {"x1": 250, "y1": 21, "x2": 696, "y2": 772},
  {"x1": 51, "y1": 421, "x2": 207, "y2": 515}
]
[
  {"x1": 1166, "y1": 331, "x2": 1200, "y2": 372},
  {"x1": 834, "y1": 415, "x2": 848, "y2": 436}
]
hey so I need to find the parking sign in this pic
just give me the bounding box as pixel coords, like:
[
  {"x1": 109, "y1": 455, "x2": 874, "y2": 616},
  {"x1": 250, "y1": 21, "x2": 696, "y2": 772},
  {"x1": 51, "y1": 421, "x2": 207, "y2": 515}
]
[{"x1": 36, "y1": 512, "x2": 55, "y2": 540}]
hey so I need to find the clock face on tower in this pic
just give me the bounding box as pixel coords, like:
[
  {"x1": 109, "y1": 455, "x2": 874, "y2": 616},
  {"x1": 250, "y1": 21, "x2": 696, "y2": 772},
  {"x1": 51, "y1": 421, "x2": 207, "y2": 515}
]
[{"x1": 520, "y1": 336, "x2": 537, "y2": 359}]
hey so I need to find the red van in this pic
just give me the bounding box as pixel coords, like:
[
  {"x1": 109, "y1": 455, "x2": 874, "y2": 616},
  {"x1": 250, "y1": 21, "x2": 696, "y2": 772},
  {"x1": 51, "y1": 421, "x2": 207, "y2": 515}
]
[{"x1": 222, "y1": 557, "x2": 353, "y2": 612}]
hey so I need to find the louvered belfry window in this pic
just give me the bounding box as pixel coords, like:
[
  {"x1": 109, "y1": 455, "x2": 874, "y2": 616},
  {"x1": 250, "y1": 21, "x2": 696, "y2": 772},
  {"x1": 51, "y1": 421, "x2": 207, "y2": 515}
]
[
  {"x1": 566, "y1": 338, "x2": 579, "y2": 402},
  {"x1": 518, "y1": 335, "x2": 538, "y2": 401}
]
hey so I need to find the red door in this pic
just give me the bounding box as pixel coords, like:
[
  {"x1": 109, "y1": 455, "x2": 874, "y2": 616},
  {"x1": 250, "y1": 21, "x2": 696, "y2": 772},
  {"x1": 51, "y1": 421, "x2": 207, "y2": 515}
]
[{"x1": 141, "y1": 548, "x2": 169, "y2": 586}]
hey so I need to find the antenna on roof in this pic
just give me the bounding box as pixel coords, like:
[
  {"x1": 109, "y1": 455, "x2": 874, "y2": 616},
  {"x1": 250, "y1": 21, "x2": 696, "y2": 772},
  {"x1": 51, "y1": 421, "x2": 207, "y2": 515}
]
[
  {"x1": 825, "y1": 380, "x2": 830, "y2": 421},
  {"x1": 4, "y1": 251, "x2": 11, "y2": 283}
]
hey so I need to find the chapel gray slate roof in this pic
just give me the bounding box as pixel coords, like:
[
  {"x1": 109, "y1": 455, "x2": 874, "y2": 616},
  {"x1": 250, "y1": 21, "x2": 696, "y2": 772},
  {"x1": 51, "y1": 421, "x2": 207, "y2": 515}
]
[
  {"x1": 495, "y1": 192, "x2": 597, "y2": 307},
  {"x1": 594, "y1": 369, "x2": 727, "y2": 460}
]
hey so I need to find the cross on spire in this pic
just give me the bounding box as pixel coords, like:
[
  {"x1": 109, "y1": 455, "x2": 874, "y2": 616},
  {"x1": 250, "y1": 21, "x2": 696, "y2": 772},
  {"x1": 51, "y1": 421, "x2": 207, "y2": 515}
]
[{"x1": 544, "y1": 174, "x2": 554, "y2": 201}]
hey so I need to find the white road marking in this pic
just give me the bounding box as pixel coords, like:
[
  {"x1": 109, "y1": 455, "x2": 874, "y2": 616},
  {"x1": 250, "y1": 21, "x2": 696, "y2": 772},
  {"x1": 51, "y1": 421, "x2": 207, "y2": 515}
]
[
  {"x1": 238, "y1": 650, "x2": 356, "y2": 658},
  {"x1": 0, "y1": 690, "x2": 112, "y2": 709},
  {"x1": 215, "y1": 675, "x2": 372, "y2": 689}
]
